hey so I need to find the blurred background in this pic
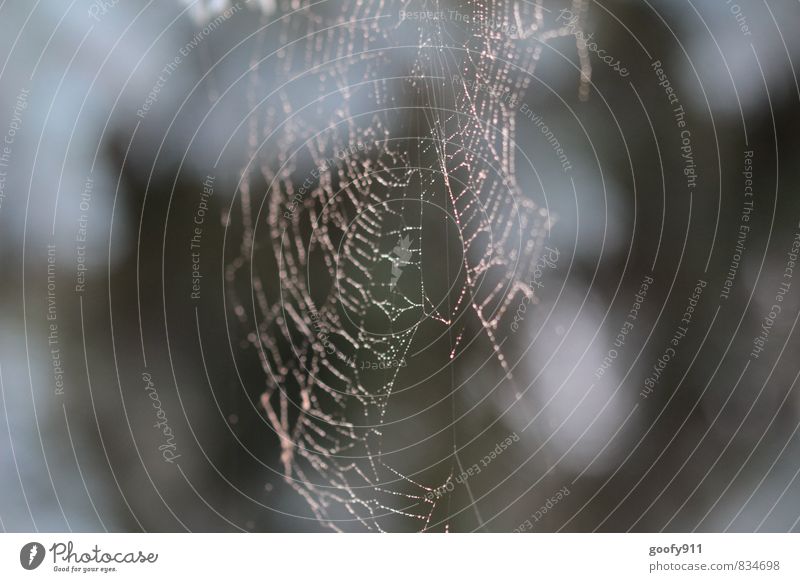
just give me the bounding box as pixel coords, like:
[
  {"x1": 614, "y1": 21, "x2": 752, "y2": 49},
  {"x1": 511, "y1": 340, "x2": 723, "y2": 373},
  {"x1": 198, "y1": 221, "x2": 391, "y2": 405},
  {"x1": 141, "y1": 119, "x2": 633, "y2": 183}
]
[{"x1": 1, "y1": 0, "x2": 800, "y2": 532}]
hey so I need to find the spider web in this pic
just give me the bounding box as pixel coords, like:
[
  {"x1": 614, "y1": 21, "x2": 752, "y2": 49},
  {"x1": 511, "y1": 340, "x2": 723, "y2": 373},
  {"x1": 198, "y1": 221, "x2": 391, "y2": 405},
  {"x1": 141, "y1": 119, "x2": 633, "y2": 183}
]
[{"x1": 225, "y1": 0, "x2": 588, "y2": 531}]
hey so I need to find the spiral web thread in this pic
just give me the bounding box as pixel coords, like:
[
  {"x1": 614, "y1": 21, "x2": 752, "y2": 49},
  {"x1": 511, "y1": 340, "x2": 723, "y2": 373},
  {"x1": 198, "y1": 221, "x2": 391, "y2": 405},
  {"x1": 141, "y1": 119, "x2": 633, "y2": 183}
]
[{"x1": 225, "y1": 0, "x2": 587, "y2": 531}]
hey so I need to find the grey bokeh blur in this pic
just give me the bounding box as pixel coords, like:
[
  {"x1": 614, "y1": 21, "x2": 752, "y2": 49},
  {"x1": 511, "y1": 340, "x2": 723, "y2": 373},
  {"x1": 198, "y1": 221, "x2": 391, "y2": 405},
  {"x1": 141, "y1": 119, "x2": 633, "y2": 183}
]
[{"x1": 1, "y1": 0, "x2": 800, "y2": 532}]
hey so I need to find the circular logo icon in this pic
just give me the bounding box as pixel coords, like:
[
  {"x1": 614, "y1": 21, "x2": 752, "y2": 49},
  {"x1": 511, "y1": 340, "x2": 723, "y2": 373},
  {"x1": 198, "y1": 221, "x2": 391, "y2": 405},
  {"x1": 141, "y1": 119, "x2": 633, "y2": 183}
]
[{"x1": 20, "y1": 542, "x2": 45, "y2": 570}]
